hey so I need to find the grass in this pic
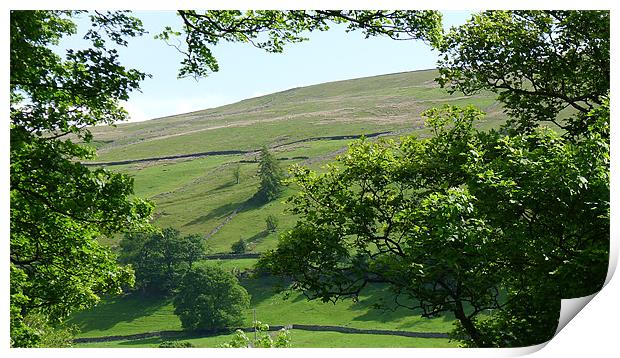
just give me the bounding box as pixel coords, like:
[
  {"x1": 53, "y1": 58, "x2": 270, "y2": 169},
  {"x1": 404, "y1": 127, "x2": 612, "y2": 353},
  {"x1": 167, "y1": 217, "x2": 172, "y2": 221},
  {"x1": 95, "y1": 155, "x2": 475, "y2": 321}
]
[
  {"x1": 69, "y1": 265, "x2": 457, "y2": 340},
  {"x1": 68, "y1": 295, "x2": 180, "y2": 338},
  {"x1": 84, "y1": 70, "x2": 502, "y2": 162}
]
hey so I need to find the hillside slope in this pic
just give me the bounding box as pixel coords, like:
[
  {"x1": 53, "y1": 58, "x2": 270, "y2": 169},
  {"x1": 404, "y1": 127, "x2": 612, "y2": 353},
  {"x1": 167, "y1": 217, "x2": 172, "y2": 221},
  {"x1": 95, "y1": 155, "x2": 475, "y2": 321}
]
[
  {"x1": 87, "y1": 69, "x2": 501, "y2": 163},
  {"x1": 88, "y1": 69, "x2": 504, "y2": 252}
]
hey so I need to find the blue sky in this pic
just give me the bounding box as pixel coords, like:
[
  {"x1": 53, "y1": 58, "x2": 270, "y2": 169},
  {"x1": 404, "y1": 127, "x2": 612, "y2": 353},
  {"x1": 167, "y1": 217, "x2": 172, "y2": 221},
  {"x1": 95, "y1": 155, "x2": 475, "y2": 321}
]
[{"x1": 60, "y1": 11, "x2": 472, "y2": 122}]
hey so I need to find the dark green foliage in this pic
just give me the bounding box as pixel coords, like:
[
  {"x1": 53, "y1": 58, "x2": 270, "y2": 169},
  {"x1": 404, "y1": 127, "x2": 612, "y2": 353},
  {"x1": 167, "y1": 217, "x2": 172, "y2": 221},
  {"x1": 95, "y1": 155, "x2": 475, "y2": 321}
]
[
  {"x1": 256, "y1": 146, "x2": 284, "y2": 202},
  {"x1": 119, "y1": 228, "x2": 208, "y2": 295},
  {"x1": 10, "y1": 10, "x2": 153, "y2": 347},
  {"x1": 173, "y1": 266, "x2": 250, "y2": 331},
  {"x1": 265, "y1": 215, "x2": 279, "y2": 232},
  {"x1": 437, "y1": 10, "x2": 609, "y2": 135},
  {"x1": 158, "y1": 340, "x2": 195, "y2": 348},
  {"x1": 231, "y1": 239, "x2": 248, "y2": 254},
  {"x1": 260, "y1": 102, "x2": 609, "y2": 347},
  {"x1": 161, "y1": 10, "x2": 443, "y2": 78}
]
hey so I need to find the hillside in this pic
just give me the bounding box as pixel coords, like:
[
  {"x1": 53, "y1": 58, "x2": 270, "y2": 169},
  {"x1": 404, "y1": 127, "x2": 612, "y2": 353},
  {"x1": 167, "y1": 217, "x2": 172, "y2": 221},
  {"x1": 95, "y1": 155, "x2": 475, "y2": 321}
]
[
  {"x1": 87, "y1": 69, "x2": 501, "y2": 162},
  {"x1": 87, "y1": 69, "x2": 503, "y2": 252},
  {"x1": 70, "y1": 69, "x2": 505, "y2": 347}
]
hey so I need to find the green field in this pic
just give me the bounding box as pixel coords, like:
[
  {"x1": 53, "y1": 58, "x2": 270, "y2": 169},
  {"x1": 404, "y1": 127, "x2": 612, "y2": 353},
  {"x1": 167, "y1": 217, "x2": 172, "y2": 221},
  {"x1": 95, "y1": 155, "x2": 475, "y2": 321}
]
[
  {"x1": 69, "y1": 69, "x2": 504, "y2": 347},
  {"x1": 69, "y1": 266, "x2": 457, "y2": 338}
]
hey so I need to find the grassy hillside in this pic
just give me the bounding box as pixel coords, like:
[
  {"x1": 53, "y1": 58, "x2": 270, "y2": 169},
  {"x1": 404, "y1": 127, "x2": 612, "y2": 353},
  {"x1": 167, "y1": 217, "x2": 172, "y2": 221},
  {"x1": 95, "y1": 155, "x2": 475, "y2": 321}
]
[
  {"x1": 87, "y1": 70, "x2": 501, "y2": 162},
  {"x1": 70, "y1": 69, "x2": 504, "y2": 347},
  {"x1": 90, "y1": 69, "x2": 503, "y2": 253}
]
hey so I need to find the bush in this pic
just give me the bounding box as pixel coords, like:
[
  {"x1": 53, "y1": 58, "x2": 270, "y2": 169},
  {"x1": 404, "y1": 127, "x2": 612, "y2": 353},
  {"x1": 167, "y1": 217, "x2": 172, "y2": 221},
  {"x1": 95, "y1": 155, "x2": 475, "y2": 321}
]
[
  {"x1": 231, "y1": 239, "x2": 247, "y2": 254},
  {"x1": 265, "y1": 215, "x2": 279, "y2": 232},
  {"x1": 219, "y1": 321, "x2": 291, "y2": 348},
  {"x1": 173, "y1": 265, "x2": 250, "y2": 331},
  {"x1": 158, "y1": 340, "x2": 194, "y2": 348}
]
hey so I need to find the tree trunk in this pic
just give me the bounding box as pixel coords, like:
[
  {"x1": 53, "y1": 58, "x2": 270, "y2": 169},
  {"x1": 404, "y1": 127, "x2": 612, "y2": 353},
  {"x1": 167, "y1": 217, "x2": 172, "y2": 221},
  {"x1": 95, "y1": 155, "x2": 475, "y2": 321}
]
[{"x1": 454, "y1": 301, "x2": 488, "y2": 347}]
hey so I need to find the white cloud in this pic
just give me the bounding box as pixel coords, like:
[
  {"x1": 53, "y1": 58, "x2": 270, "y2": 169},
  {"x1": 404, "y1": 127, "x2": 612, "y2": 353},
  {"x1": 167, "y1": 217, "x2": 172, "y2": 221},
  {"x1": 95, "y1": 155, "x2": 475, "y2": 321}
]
[{"x1": 121, "y1": 101, "x2": 149, "y2": 123}]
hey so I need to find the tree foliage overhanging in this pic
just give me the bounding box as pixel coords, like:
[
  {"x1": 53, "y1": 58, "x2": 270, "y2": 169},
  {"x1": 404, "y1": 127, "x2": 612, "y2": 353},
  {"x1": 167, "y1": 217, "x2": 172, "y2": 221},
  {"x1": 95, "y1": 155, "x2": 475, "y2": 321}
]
[
  {"x1": 437, "y1": 10, "x2": 609, "y2": 136},
  {"x1": 260, "y1": 100, "x2": 609, "y2": 347},
  {"x1": 10, "y1": 10, "x2": 154, "y2": 347}
]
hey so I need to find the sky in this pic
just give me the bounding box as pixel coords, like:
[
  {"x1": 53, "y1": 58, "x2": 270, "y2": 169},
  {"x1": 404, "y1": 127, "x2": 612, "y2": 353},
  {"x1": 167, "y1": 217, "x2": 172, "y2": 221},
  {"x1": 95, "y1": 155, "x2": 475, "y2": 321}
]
[{"x1": 56, "y1": 11, "x2": 472, "y2": 122}]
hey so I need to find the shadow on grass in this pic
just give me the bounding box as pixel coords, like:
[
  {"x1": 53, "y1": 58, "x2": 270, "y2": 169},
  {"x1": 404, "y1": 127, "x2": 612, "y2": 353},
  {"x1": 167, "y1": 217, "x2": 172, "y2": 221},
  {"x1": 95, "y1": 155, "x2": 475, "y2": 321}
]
[
  {"x1": 68, "y1": 294, "x2": 170, "y2": 333},
  {"x1": 347, "y1": 285, "x2": 455, "y2": 330},
  {"x1": 207, "y1": 180, "x2": 237, "y2": 194},
  {"x1": 241, "y1": 275, "x2": 291, "y2": 307},
  {"x1": 183, "y1": 194, "x2": 268, "y2": 228}
]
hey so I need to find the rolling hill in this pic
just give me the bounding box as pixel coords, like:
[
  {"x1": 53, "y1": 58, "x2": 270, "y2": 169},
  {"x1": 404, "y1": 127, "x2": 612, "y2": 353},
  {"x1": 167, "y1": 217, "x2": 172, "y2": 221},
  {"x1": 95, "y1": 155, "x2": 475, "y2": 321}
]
[
  {"x1": 86, "y1": 69, "x2": 503, "y2": 252},
  {"x1": 70, "y1": 68, "x2": 505, "y2": 347}
]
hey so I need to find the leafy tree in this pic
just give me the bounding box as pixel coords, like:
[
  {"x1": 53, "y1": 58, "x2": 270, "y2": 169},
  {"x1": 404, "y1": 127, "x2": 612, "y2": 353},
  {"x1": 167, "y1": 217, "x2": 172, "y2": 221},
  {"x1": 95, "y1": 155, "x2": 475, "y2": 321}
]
[
  {"x1": 437, "y1": 10, "x2": 609, "y2": 136},
  {"x1": 173, "y1": 265, "x2": 250, "y2": 331},
  {"x1": 256, "y1": 146, "x2": 284, "y2": 202},
  {"x1": 20, "y1": 313, "x2": 78, "y2": 348},
  {"x1": 231, "y1": 238, "x2": 248, "y2": 254},
  {"x1": 10, "y1": 10, "x2": 153, "y2": 347},
  {"x1": 219, "y1": 321, "x2": 291, "y2": 348},
  {"x1": 259, "y1": 103, "x2": 609, "y2": 347},
  {"x1": 265, "y1": 215, "x2": 279, "y2": 232},
  {"x1": 119, "y1": 228, "x2": 208, "y2": 295}
]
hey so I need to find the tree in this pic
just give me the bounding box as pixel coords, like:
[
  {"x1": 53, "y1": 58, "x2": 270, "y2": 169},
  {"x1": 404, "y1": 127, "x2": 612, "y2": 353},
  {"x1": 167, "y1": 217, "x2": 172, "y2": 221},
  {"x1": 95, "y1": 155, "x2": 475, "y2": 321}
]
[
  {"x1": 119, "y1": 228, "x2": 208, "y2": 295},
  {"x1": 173, "y1": 265, "x2": 250, "y2": 331},
  {"x1": 10, "y1": 10, "x2": 153, "y2": 347},
  {"x1": 259, "y1": 103, "x2": 609, "y2": 347},
  {"x1": 437, "y1": 10, "x2": 609, "y2": 136},
  {"x1": 256, "y1": 146, "x2": 284, "y2": 202},
  {"x1": 233, "y1": 163, "x2": 241, "y2": 184},
  {"x1": 265, "y1": 215, "x2": 279, "y2": 232}
]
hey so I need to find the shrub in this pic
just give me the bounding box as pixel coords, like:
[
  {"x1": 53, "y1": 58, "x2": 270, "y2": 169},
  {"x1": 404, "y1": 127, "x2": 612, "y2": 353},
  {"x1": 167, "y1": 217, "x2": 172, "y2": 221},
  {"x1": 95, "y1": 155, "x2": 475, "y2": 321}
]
[
  {"x1": 265, "y1": 215, "x2": 279, "y2": 232},
  {"x1": 218, "y1": 321, "x2": 291, "y2": 348},
  {"x1": 231, "y1": 239, "x2": 247, "y2": 254},
  {"x1": 158, "y1": 340, "x2": 195, "y2": 348}
]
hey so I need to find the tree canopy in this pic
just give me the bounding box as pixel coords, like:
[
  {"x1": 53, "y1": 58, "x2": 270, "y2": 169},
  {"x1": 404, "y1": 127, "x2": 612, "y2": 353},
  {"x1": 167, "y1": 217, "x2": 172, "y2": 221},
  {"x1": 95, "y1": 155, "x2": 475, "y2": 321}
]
[
  {"x1": 437, "y1": 10, "x2": 609, "y2": 135},
  {"x1": 256, "y1": 146, "x2": 285, "y2": 202},
  {"x1": 160, "y1": 10, "x2": 443, "y2": 78},
  {"x1": 10, "y1": 10, "x2": 153, "y2": 347},
  {"x1": 173, "y1": 265, "x2": 251, "y2": 331},
  {"x1": 119, "y1": 228, "x2": 208, "y2": 295},
  {"x1": 260, "y1": 101, "x2": 609, "y2": 347}
]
